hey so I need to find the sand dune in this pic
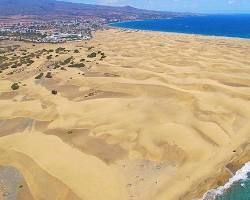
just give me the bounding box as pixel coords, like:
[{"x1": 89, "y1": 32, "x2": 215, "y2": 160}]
[{"x1": 0, "y1": 29, "x2": 250, "y2": 200}]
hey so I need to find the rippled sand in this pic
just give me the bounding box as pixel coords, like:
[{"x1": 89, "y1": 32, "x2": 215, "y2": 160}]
[{"x1": 0, "y1": 29, "x2": 250, "y2": 200}]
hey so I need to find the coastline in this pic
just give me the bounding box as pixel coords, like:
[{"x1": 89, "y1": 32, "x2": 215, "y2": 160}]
[
  {"x1": 182, "y1": 144, "x2": 250, "y2": 200},
  {"x1": 108, "y1": 16, "x2": 250, "y2": 41},
  {"x1": 108, "y1": 25, "x2": 250, "y2": 41}
]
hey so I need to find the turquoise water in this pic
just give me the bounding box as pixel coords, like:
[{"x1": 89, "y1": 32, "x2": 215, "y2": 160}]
[
  {"x1": 202, "y1": 162, "x2": 250, "y2": 200},
  {"x1": 110, "y1": 15, "x2": 250, "y2": 39},
  {"x1": 216, "y1": 179, "x2": 250, "y2": 200}
]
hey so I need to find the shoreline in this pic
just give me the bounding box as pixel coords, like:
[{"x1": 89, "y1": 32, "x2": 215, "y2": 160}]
[
  {"x1": 108, "y1": 19, "x2": 250, "y2": 41},
  {"x1": 202, "y1": 161, "x2": 250, "y2": 200},
  {"x1": 109, "y1": 26, "x2": 250, "y2": 41},
  {"x1": 182, "y1": 144, "x2": 250, "y2": 200}
]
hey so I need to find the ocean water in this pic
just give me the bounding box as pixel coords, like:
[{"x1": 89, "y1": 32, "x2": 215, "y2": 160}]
[
  {"x1": 215, "y1": 179, "x2": 250, "y2": 200},
  {"x1": 110, "y1": 15, "x2": 250, "y2": 39},
  {"x1": 202, "y1": 162, "x2": 250, "y2": 200}
]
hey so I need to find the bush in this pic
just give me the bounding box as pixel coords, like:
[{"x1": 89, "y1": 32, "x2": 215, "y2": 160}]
[
  {"x1": 7, "y1": 72, "x2": 13, "y2": 75},
  {"x1": 11, "y1": 63, "x2": 18, "y2": 68},
  {"x1": 0, "y1": 56, "x2": 8, "y2": 62},
  {"x1": 87, "y1": 52, "x2": 97, "y2": 58},
  {"x1": 51, "y1": 90, "x2": 57, "y2": 95},
  {"x1": 45, "y1": 72, "x2": 52, "y2": 78},
  {"x1": 20, "y1": 57, "x2": 34, "y2": 65},
  {"x1": 35, "y1": 73, "x2": 44, "y2": 79},
  {"x1": 60, "y1": 57, "x2": 73, "y2": 65},
  {"x1": 53, "y1": 63, "x2": 60, "y2": 69},
  {"x1": 11, "y1": 83, "x2": 19, "y2": 90},
  {"x1": 46, "y1": 55, "x2": 53, "y2": 60},
  {"x1": 74, "y1": 49, "x2": 80, "y2": 53},
  {"x1": 101, "y1": 55, "x2": 106, "y2": 60},
  {"x1": 12, "y1": 63, "x2": 22, "y2": 68},
  {"x1": 55, "y1": 47, "x2": 65, "y2": 54},
  {"x1": 68, "y1": 63, "x2": 85, "y2": 68}
]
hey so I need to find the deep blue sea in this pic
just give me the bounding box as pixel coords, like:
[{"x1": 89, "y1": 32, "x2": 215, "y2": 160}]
[{"x1": 110, "y1": 15, "x2": 250, "y2": 39}]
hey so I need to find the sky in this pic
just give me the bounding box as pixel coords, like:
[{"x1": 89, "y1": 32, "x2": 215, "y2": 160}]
[{"x1": 62, "y1": 0, "x2": 250, "y2": 13}]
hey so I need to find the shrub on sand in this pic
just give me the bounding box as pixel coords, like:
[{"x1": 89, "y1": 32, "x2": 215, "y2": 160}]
[
  {"x1": 68, "y1": 63, "x2": 85, "y2": 68},
  {"x1": 51, "y1": 90, "x2": 57, "y2": 95},
  {"x1": 11, "y1": 83, "x2": 19, "y2": 90},
  {"x1": 45, "y1": 72, "x2": 52, "y2": 78},
  {"x1": 35, "y1": 73, "x2": 44, "y2": 79},
  {"x1": 87, "y1": 52, "x2": 97, "y2": 58}
]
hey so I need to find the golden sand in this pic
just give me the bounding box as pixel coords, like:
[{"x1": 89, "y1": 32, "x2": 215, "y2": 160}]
[{"x1": 0, "y1": 29, "x2": 250, "y2": 200}]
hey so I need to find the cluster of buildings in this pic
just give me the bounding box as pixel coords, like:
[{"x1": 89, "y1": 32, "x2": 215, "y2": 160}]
[{"x1": 0, "y1": 18, "x2": 104, "y2": 43}]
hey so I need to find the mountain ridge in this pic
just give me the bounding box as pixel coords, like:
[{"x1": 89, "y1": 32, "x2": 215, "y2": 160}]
[{"x1": 0, "y1": 0, "x2": 187, "y2": 20}]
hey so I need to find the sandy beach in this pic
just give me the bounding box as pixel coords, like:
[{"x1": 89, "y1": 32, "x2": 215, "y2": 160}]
[{"x1": 0, "y1": 29, "x2": 250, "y2": 200}]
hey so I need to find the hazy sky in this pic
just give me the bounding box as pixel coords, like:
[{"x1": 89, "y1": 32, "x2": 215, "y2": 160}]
[{"x1": 63, "y1": 0, "x2": 250, "y2": 13}]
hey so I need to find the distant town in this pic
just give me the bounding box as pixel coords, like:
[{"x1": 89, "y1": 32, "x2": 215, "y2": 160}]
[
  {"x1": 0, "y1": 0, "x2": 190, "y2": 43},
  {"x1": 0, "y1": 17, "x2": 107, "y2": 43}
]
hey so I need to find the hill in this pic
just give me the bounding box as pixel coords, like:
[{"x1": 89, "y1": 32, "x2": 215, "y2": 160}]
[{"x1": 0, "y1": 0, "x2": 186, "y2": 20}]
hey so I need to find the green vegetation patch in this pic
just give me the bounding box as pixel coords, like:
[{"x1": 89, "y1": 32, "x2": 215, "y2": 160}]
[
  {"x1": 11, "y1": 83, "x2": 19, "y2": 90},
  {"x1": 20, "y1": 56, "x2": 34, "y2": 65},
  {"x1": 60, "y1": 56, "x2": 74, "y2": 65},
  {"x1": 11, "y1": 62, "x2": 22, "y2": 68},
  {"x1": 53, "y1": 62, "x2": 61, "y2": 69},
  {"x1": 55, "y1": 47, "x2": 69, "y2": 54},
  {"x1": 0, "y1": 56, "x2": 9, "y2": 63},
  {"x1": 45, "y1": 72, "x2": 52, "y2": 78},
  {"x1": 35, "y1": 73, "x2": 44, "y2": 79},
  {"x1": 87, "y1": 52, "x2": 97, "y2": 58},
  {"x1": 46, "y1": 55, "x2": 53, "y2": 60},
  {"x1": 68, "y1": 63, "x2": 85, "y2": 68},
  {"x1": 0, "y1": 49, "x2": 6, "y2": 54},
  {"x1": 100, "y1": 53, "x2": 107, "y2": 60},
  {"x1": 55, "y1": 47, "x2": 65, "y2": 53},
  {"x1": 0, "y1": 62, "x2": 12, "y2": 70}
]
